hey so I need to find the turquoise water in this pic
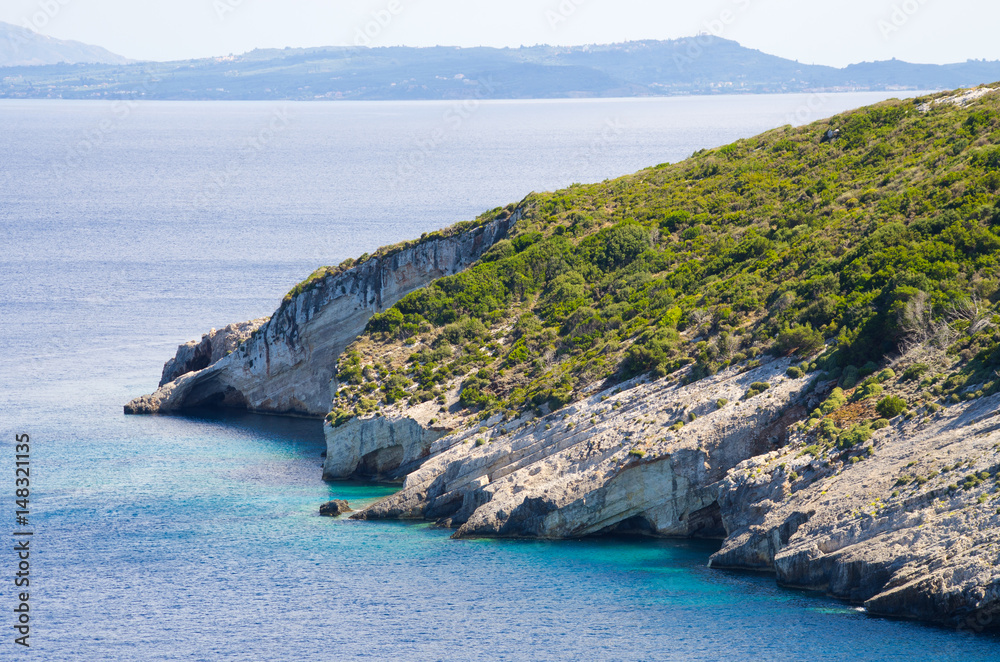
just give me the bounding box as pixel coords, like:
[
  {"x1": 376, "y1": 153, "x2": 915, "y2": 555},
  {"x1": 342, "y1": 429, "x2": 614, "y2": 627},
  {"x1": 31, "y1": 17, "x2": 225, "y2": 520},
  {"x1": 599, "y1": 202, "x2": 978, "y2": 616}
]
[{"x1": 2, "y1": 96, "x2": 999, "y2": 660}]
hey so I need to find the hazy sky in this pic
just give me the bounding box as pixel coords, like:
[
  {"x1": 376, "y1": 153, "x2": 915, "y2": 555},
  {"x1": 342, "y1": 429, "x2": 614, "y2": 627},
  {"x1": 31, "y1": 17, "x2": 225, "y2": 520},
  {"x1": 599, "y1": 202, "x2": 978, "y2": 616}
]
[{"x1": 2, "y1": 0, "x2": 997, "y2": 66}]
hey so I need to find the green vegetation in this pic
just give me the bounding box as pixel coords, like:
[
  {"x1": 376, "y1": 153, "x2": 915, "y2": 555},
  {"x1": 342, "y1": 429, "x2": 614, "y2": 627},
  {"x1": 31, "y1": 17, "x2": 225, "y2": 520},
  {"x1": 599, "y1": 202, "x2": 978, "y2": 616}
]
[
  {"x1": 877, "y1": 396, "x2": 909, "y2": 419},
  {"x1": 744, "y1": 382, "x2": 772, "y2": 400},
  {"x1": 326, "y1": 87, "x2": 1000, "y2": 426}
]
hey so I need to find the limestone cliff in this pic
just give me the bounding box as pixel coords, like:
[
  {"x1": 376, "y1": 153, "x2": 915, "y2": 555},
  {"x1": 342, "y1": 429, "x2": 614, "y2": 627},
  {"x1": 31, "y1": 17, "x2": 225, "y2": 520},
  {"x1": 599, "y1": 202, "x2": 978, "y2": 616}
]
[
  {"x1": 353, "y1": 358, "x2": 812, "y2": 537},
  {"x1": 159, "y1": 318, "x2": 270, "y2": 387},
  {"x1": 125, "y1": 213, "x2": 516, "y2": 417},
  {"x1": 710, "y1": 391, "x2": 1000, "y2": 631},
  {"x1": 342, "y1": 357, "x2": 999, "y2": 631}
]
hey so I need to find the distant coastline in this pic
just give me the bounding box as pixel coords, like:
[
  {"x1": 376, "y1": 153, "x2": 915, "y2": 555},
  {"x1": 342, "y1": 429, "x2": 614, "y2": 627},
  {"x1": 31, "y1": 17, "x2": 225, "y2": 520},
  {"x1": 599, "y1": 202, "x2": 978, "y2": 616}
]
[{"x1": 2, "y1": 36, "x2": 998, "y2": 101}]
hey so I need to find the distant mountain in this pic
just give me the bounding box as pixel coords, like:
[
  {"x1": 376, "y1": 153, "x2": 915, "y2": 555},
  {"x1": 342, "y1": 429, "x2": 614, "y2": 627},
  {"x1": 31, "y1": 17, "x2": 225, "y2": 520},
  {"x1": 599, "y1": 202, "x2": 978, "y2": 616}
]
[
  {"x1": 1, "y1": 36, "x2": 999, "y2": 100},
  {"x1": 0, "y1": 21, "x2": 128, "y2": 66}
]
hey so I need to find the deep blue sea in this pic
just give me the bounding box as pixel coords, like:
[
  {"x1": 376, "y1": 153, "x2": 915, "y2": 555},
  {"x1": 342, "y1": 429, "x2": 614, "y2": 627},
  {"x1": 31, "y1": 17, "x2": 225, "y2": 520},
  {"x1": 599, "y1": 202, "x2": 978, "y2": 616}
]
[{"x1": 2, "y1": 94, "x2": 999, "y2": 660}]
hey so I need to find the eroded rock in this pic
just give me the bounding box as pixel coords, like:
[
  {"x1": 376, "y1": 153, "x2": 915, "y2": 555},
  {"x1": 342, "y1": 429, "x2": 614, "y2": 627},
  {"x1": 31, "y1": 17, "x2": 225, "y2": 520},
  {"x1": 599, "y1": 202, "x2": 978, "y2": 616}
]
[{"x1": 125, "y1": 214, "x2": 516, "y2": 417}]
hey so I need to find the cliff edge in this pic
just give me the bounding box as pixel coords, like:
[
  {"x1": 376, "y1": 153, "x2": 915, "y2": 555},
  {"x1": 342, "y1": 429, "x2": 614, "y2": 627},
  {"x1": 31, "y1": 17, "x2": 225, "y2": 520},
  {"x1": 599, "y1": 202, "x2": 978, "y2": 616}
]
[{"x1": 125, "y1": 212, "x2": 517, "y2": 417}]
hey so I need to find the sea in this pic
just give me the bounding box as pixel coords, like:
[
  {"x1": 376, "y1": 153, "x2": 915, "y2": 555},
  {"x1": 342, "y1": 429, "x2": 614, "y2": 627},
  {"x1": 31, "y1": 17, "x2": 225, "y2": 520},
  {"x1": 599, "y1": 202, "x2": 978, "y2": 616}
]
[{"x1": 2, "y1": 93, "x2": 999, "y2": 661}]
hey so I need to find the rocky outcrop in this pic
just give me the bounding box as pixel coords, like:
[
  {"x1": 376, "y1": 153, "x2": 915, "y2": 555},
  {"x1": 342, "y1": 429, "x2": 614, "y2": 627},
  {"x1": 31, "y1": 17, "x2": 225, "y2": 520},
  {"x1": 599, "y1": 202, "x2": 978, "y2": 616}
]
[
  {"x1": 323, "y1": 416, "x2": 449, "y2": 481},
  {"x1": 159, "y1": 318, "x2": 270, "y2": 386},
  {"x1": 319, "y1": 500, "x2": 353, "y2": 517},
  {"x1": 125, "y1": 214, "x2": 516, "y2": 417},
  {"x1": 346, "y1": 355, "x2": 1000, "y2": 631},
  {"x1": 710, "y1": 392, "x2": 1000, "y2": 630},
  {"x1": 354, "y1": 358, "x2": 813, "y2": 538}
]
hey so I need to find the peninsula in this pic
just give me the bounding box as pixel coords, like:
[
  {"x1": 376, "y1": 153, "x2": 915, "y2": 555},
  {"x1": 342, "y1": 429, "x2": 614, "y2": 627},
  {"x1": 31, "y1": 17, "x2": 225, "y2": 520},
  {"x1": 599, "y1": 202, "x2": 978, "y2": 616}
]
[{"x1": 128, "y1": 85, "x2": 1000, "y2": 632}]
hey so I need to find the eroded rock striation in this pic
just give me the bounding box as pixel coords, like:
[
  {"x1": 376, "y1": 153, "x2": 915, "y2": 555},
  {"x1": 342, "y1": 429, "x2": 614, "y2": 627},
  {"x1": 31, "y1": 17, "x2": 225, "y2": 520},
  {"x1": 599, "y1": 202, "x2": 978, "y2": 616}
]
[
  {"x1": 353, "y1": 358, "x2": 812, "y2": 537},
  {"x1": 159, "y1": 318, "x2": 270, "y2": 387},
  {"x1": 125, "y1": 214, "x2": 516, "y2": 417},
  {"x1": 710, "y1": 392, "x2": 1000, "y2": 630},
  {"x1": 343, "y1": 358, "x2": 1000, "y2": 630},
  {"x1": 323, "y1": 416, "x2": 448, "y2": 481}
]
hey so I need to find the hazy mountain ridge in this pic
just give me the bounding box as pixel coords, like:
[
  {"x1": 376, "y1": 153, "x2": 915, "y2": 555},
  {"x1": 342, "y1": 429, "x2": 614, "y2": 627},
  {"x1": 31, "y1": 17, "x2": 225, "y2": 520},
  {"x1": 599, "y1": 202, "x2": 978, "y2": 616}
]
[
  {"x1": 0, "y1": 21, "x2": 128, "y2": 66},
  {"x1": 3, "y1": 36, "x2": 1000, "y2": 100}
]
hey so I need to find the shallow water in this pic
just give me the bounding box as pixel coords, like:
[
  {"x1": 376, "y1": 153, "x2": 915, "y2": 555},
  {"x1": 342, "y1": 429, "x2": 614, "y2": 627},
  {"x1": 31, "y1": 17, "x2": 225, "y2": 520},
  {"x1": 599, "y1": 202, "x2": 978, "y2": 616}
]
[{"x1": 2, "y1": 94, "x2": 998, "y2": 660}]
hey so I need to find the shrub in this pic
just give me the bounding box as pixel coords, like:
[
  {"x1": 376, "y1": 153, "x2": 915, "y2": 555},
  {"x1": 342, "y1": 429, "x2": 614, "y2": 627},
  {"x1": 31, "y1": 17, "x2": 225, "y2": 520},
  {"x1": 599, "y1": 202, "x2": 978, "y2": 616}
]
[
  {"x1": 786, "y1": 365, "x2": 805, "y2": 379},
  {"x1": 820, "y1": 388, "x2": 847, "y2": 414},
  {"x1": 853, "y1": 382, "x2": 883, "y2": 401},
  {"x1": 592, "y1": 223, "x2": 651, "y2": 271},
  {"x1": 743, "y1": 382, "x2": 771, "y2": 400},
  {"x1": 325, "y1": 408, "x2": 353, "y2": 428},
  {"x1": 716, "y1": 398, "x2": 729, "y2": 408},
  {"x1": 840, "y1": 366, "x2": 860, "y2": 389},
  {"x1": 775, "y1": 323, "x2": 825, "y2": 356},
  {"x1": 838, "y1": 423, "x2": 872, "y2": 449},
  {"x1": 876, "y1": 368, "x2": 896, "y2": 383},
  {"x1": 876, "y1": 396, "x2": 908, "y2": 418},
  {"x1": 901, "y1": 363, "x2": 929, "y2": 381}
]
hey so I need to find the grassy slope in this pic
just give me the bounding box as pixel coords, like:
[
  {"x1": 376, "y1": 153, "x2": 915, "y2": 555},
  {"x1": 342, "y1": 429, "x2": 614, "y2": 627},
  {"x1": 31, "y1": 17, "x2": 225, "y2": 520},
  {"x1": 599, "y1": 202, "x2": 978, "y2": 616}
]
[{"x1": 328, "y1": 85, "x2": 1000, "y2": 437}]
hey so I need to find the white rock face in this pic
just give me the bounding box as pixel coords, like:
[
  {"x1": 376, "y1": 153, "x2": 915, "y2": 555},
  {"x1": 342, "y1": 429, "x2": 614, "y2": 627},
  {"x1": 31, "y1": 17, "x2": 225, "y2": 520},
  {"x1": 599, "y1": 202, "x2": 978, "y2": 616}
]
[
  {"x1": 356, "y1": 357, "x2": 811, "y2": 538},
  {"x1": 710, "y1": 391, "x2": 1000, "y2": 628},
  {"x1": 125, "y1": 214, "x2": 516, "y2": 417},
  {"x1": 159, "y1": 318, "x2": 270, "y2": 386},
  {"x1": 323, "y1": 416, "x2": 447, "y2": 481},
  {"x1": 350, "y1": 357, "x2": 1000, "y2": 629}
]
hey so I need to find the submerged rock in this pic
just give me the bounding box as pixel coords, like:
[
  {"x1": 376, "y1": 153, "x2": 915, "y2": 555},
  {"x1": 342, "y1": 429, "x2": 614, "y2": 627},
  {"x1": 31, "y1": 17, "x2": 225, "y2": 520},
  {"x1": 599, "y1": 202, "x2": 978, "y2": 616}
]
[{"x1": 319, "y1": 500, "x2": 353, "y2": 517}]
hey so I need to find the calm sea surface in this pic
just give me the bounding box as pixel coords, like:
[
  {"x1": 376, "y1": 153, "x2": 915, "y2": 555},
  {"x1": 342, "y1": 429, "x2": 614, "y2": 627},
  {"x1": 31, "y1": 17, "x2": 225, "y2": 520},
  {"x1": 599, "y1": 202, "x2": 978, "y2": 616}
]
[{"x1": 2, "y1": 94, "x2": 999, "y2": 660}]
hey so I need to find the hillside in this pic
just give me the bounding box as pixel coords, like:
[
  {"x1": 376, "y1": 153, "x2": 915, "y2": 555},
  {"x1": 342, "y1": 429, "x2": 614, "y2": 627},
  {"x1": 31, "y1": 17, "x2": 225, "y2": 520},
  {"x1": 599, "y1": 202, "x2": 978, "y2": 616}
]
[
  {"x1": 331, "y1": 85, "x2": 1000, "y2": 432},
  {"x1": 0, "y1": 21, "x2": 128, "y2": 66},
  {"x1": 6, "y1": 37, "x2": 1000, "y2": 100}
]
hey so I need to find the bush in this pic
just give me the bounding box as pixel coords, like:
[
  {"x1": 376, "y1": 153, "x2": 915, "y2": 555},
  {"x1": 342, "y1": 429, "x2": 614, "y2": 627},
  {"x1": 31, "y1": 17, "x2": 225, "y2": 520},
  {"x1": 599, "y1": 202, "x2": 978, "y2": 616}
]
[
  {"x1": 820, "y1": 388, "x2": 847, "y2": 414},
  {"x1": 876, "y1": 396, "x2": 908, "y2": 418},
  {"x1": 901, "y1": 363, "x2": 929, "y2": 381},
  {"x1": 775, "y1": 323, "x2": 825, "y2": 356},
  {"x1": 326, "y1": 408, "x2": 353, "y2": 428},
  {"x1": 840, "y1": 366, "x2": 860, "y2": 389},
  {"x1": 592, "y1": 223, "x2": 651, "y2": 271},
  {"x1": 786, "y1": 365, "x2": 805, "y2": 379},
  {"x1": 853, "y1": 382, "x2": 883, "y2": 401},
  {"x1": 838, "y1": 423, "x2": 872, "y2": 449},
  {"x1": 743, "y1": 382, "x2": 771, "y2": 400},
  {"x1": 876, "y1": 368, "x2": 896, "y2": 383}
]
